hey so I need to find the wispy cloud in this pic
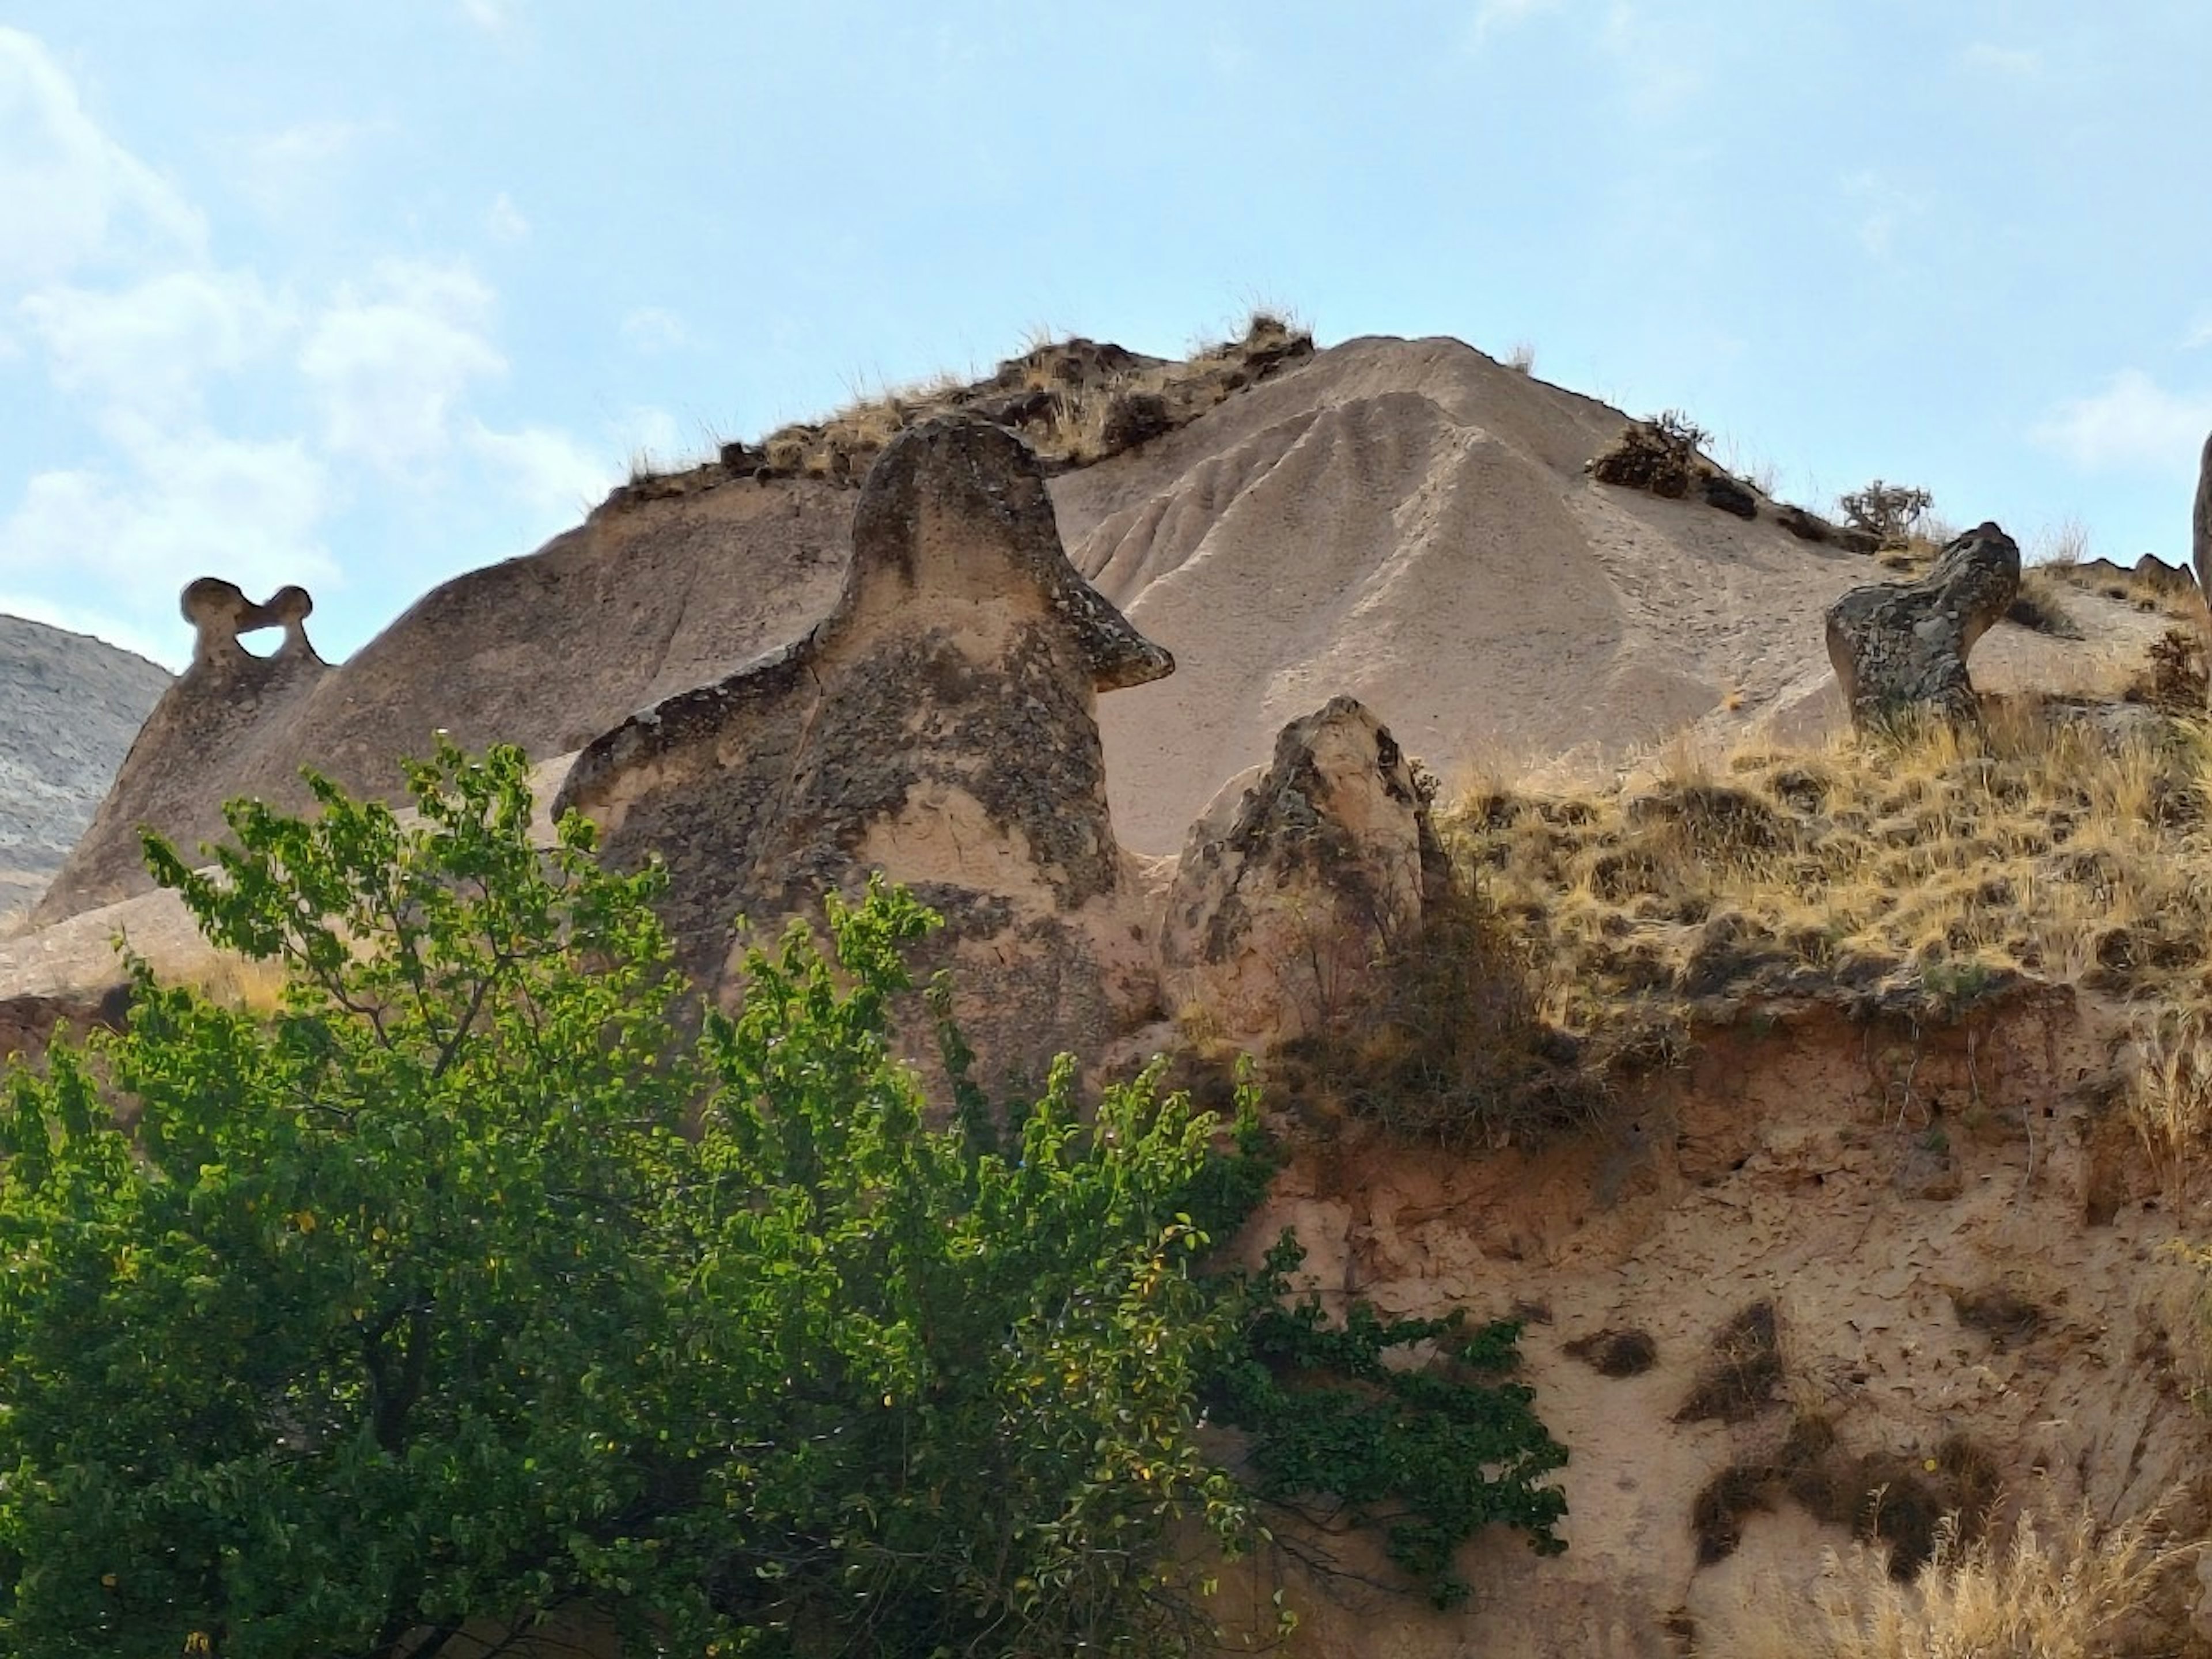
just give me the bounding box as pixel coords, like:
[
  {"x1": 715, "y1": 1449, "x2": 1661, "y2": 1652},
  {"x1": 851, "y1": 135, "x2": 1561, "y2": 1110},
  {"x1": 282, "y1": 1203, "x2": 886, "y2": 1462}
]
[
  {"x1": 1467, "y1": 0, "x2": 1562, "y2": 48},
  {"x1": 21, "y1": 268, "x2": 293, "y2": 422},
  {"x1": 0, "y1": 27, "x2": 204, "y2": 288},
  {"x1": 230, "y1": 119, "x2": 378, "y2": 215},
  {"x1": 1842, "y1": 170, "x2": 1930, "y2": 260},
  {"x1": 1960, "y1": 41, "x2": 2043, "y2": 79},
  {"x1": 1596, "y1": 1, "x2": 1705, "y2": 118},
  {"x1": 465, "y1": 421, "x2": 615, "y2": 519},
  {"x1": 459, "y1": 0, "x2": 521, "y2": 33},
  {"x1": 0, "y1": 429, "x2": 335, "y2": 613},
  {"x1": 2034, "y1": 369, "x2": 2212, "y2": 473},
  {"x1": 486, "y1": 192, "x2": 530, "y2": 243},
  {"x1": 620, "y1": 306, "x2": 691, "y2": 354},
  {"x1": 300, "y1": 260, "x2": 506, "y2": 472}
]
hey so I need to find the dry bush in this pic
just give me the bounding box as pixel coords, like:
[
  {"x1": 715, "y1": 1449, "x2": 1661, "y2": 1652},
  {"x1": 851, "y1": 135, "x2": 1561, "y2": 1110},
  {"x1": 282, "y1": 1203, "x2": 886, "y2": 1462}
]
[
  {"x1": 1838, "y1": 481, "x2": 1935, "y2": 550},
  {"x1": 1563, "y1": 1326, "x2": 1658, "y2": 1377},
  {"x1": 2005, "y1": 566, "x2": 2084, "y2": 638},
  {"x1": 1592, "y1": 410, "x2": 1711, "y2": 499},
  {"x1": 182, "y1": 952, "x2": 292, "y2": 1015},
  {"x1": 2127, "y1": 1007, "x2": 2212, "y2": 1210},
  {"x1": 1505, "y1": 339, "x2": 1539, "y2": 374},
  {"x1": 2034, "y1": 516, "x2": 2092, "y2": 566},
  {"x1": 1696, "y1": 1501, "x2": 2200, "y2": 1659},
  {"x1": 1282, "y1": 878, "x2": 1603, "y2": 1150},
  {"x1": 2124, "y1": 626, "x2": 2207, "y2": 713},
  {"x1": 1446, "y1": 704, "x2": 2212, "y2": 1043},
  {"x1": 1678, "y1": 1302, "x2": 1785, "y2": 1425}
]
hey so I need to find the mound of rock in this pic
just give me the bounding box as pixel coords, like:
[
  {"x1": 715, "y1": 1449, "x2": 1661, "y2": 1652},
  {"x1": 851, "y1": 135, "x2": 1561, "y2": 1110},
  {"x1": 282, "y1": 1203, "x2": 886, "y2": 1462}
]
[
  {"x1": 1824, "y1": 521, "x2": 2021, "y2": 728},
  {"x1": 1160, "y1": 696, "x2": 1441, "y2": 1051},
  {"x1": 0, "y1": 616, "x2": 169, "y2": 919},
  {"x1": 556, "y1": 414, "x2": 1175, "y2": 1085}
]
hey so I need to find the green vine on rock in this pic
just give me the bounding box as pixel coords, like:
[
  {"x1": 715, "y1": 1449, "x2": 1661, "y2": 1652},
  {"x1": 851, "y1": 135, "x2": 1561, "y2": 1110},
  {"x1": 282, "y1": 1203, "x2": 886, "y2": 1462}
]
[{"x1": 1211, "y1": 1233, "x2": 1570, "y2": 1609}]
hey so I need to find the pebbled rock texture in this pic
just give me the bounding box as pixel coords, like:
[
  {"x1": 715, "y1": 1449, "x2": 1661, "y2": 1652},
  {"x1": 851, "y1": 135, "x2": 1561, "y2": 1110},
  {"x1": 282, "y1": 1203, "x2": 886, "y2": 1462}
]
[{"x1": 1824, "y1": 521, "x2": 2020, "y2": 728}]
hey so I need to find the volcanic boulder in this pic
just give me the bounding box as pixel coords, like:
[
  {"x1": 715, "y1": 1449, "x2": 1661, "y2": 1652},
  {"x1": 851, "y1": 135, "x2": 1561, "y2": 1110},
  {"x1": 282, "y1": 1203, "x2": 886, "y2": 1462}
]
[{"x1": 1824, "y1": 521, "x2": 2020, "y2": 728}]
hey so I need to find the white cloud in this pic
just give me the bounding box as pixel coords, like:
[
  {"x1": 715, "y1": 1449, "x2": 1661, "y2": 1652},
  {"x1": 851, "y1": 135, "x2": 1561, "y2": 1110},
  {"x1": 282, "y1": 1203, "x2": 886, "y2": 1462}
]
[
  {"x1": 1467, "y1": 0, "x2": 1562, "y2": 46},
  {"x1": 1842, "y1": 169, "x2": 1930, "y2": 260},
  {"x1": 0, "y1": 26, "x2": 204, "y2": 289},
  {"x1": 1960, "y1": 41, "x2": 2042, "y2": 79},
  {"x1": 460, "y1": 0, "x2": 521, "y2": 32},
  {"x1": 2034, "y1": 370, "x2": 2212, "y2": 474},
  {"x1": 1596, "y1": 2, "x2": 1705, "y2": 118},
  {"x1": 232, "y1": 119, "x2": 376, "y2": 215},
  {"x1": 0, "y1": 429, "x2": 334, "y2": 625},
  {"x1": 620, "y1": 306, "x2": 691, "y2": 353},
  {"x1": 20, "y1": 268, "x2": 291, "y2": 421},
  {"x1": 487, "y1": 192, "x2": 530, "y2": 243},
  {"x1": 300, "y1": 259, "x2": 505, "y2": 471},
  {"x1": 465, "y1": 421, "x2": 616, "y2": 519}
]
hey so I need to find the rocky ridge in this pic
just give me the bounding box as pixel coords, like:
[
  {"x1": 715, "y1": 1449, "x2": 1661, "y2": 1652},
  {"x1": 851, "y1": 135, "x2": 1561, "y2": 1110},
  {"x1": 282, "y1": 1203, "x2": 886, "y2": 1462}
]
[{"x1": 0, "y1": 615, "x2": 169, "y2": 921}]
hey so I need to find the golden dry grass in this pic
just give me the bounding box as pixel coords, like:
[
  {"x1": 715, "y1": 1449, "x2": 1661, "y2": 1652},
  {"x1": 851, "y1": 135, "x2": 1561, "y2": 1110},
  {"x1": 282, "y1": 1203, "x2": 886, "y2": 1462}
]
[
  {"x1": 1442, "y1": 699, "x2": 2212, "y2": 1044},
  {"x1": 2127, "y1": 1010, "x2": 2212, "y2": 1210},
  {"x1": 1697, "y1": 1501, "x2": 2200, "y2": 1659},
  {"x1": 177, "y1": 952, "x2": 291, "y2": 1015}
]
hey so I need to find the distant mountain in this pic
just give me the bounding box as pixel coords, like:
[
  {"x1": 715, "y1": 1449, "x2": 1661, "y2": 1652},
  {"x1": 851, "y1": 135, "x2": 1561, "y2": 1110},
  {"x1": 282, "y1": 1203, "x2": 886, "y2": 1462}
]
[{"x1": 0, "y1": 616, "x2": 170, "y2": 921}]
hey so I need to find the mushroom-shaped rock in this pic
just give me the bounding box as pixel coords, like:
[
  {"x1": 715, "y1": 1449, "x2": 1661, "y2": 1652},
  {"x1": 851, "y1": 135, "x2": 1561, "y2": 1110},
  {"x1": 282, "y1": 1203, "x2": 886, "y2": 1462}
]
[
  {"x1": 1824, "y1": 521, "x2": 2020, "y2": 728},
  {"x1": 554, "y1": 415, "x2": 1173, "y2": 1085},
  {"x1": 262, "y1": 585, "x2": 324, "y2": 662},
  {"x1": 2194, "y1": 431, "x2": 2212, "y2": 601},
  {"x1": 34, "y1": 576, "x2": 334, "y2": 925},
  {"x1": 1159, "y1": 696, "x2": 1440, "y2": 1052},
  {"x1": 179, "y1": 577, "x2": 325, "y2": 668}
]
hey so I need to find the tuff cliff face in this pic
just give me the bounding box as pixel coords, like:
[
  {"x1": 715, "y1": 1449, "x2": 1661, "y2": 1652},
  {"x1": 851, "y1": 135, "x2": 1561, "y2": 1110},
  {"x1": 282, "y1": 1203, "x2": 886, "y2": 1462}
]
[
  {"x1": 0, "y1": 615, "x2": 169, "y2": 920},
  {"x1": 35, "y1": 332, "x2": 2165, "y2": 927},
  {"x1": 556, "y1": 415, "x2": 1176, "y2": 1085},
  {"x1": 1213, "y1": 986, "x2": 2212, "y2": 1658},
  {"x1": 13, "y1": 327, "x2": 2212, "y2": 1658}
]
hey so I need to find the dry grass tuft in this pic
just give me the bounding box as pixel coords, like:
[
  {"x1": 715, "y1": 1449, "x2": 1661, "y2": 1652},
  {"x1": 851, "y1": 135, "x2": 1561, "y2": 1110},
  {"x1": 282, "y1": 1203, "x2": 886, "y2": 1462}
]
[
  {"x1": 1443, "y1": 700, "x2": 2212, "y2": 1043},
  {"x1": 2006, "y1": 566, "x2": 2084, "y2": 638},
  {"x1": 1563, "y1": 1326, "x2": 1658, "y2": 1377},
  {"x1": 613, "y1": 310, "x2": 1315, "y2": 505},
  {"x1": 1677, "y1": 1301, "x2": 1785, "y2": 1425},
  {"x1": 179, "y1": 953, "x2": 291, "y2": 1015},
  {"x1": 2124, "y1": 626, "x2": 2207, "y2": 714},
  {"x1": 2126, "y1": 1007, "x2": 2212, "y2": 1210},
  {"x1": 1697, "y1": 1499, "x2": 2200, "y2": 1659}
]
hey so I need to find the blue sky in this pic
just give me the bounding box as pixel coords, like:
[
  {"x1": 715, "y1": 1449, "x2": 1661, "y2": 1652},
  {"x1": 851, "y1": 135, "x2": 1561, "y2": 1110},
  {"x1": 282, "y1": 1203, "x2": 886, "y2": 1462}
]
[{"x1": 5, "y1": 2, "x2": 2211, "y2": 670}]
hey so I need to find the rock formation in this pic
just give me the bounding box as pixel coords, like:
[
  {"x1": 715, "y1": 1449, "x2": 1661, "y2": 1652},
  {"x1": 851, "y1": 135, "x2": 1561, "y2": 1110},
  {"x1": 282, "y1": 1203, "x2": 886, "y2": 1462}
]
[
  {"x1": 1824, "y1": 521, "x2": 2020, "y2": 728},
  {"x1": 2195, "y1": 430, "x2": 2212, "y2": 604},
  {"x1": 0, "y1": 615, "x2": 169, "y2": 918},
  {"x1": 41, "y1": 334, "x2": 2145, "y2": 925},
  {"x1": 1159, "y1": 696, "x2": 1441, "y2": 1051},
  {"x1": 33, "y1": 582, "x2": 331, "y2": 923},
  {"x1": 555, "y1": 415, "x2": 1173, "y2": 1084}
]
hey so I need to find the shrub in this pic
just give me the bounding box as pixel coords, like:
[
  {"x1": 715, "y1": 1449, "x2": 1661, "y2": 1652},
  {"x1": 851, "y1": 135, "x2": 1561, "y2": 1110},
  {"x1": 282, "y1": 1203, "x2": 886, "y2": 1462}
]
[
  {"x1": 1838, "y1": 480, "x2": 1935, "y2": 550},
  {"x1": 1591, "y1": 410, "x2": 1713, "y2": 499},
  {"x1": 0, "y1": 743, "x2": 1567, "y2": 1657},
  {"x1": 1695, "y1": 1501, "x2": 2198, "y2": 1659}
]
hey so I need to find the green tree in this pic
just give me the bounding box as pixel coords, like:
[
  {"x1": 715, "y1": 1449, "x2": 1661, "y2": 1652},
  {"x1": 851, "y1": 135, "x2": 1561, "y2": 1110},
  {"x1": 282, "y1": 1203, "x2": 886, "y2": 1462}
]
[{"x1": 0, "y1": 741, "x2": 1567, "y2": 1658}]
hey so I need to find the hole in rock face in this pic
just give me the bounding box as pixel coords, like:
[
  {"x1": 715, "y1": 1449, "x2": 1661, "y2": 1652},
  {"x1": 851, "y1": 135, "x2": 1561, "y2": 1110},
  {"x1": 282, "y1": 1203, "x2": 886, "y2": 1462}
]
[{"x1": 237, "y1": 619, "x2": 282, "y2": 658}]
